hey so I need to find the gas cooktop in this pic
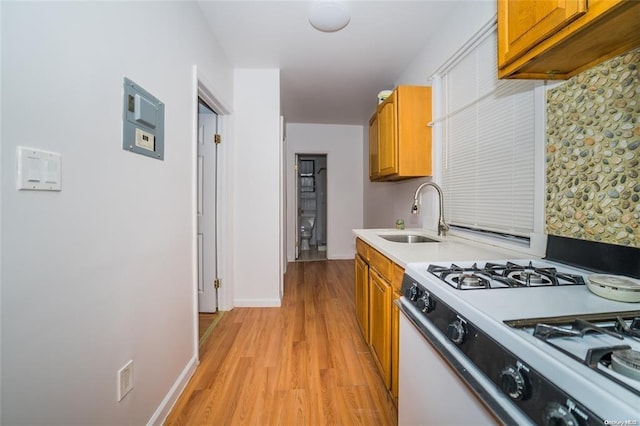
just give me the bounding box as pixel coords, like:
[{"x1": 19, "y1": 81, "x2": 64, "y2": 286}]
[{"x1": 401, "y1": 257, "x2": 640, "y2": 424}]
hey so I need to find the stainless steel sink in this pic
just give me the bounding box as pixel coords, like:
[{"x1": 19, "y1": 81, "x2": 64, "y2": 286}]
[{"x1": 378, "y1": 234, "x2": 439, "y2": 243}]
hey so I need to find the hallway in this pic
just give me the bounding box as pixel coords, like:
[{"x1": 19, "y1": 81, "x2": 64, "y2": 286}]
[{"x1": 165, "y1": 260, "x2": 397, "y2": 425}]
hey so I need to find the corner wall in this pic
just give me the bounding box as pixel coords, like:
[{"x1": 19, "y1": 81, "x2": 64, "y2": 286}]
[
  {"x1": 1, "y1": 2, "x2": 232, "y2": 424},
  {"x1": 232, "y1": 69, "x2": 282, "y2": 306}
]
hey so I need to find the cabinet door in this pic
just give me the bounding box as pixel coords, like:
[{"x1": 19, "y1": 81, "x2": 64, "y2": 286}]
[
  {"x1": 391, "y1": 289, "x2": 400, "y2": 405},
  {"x1": 377, "y1": 92, "x2": 397, "y2": 177},
  {"x1": 498, "y1": 0, "x2": 586, "y2": 68},
  {"x1": 369, "y1": 268, "x2": 392, "y2": 388},
  {"x1": 368, "y1": 113, "x2": 379, "y2": 180},
  {"x1": 355, "y1": 254, "x2": 369, "y2": 341}
]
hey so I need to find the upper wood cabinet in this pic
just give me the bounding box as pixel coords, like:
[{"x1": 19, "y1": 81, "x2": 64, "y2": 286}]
[
  {"x1": 368, "y1": 113, "x2": 379, "y2": 181},
  {"x1": 498, "y1": 0, "x2": 640, "y2": 80},
  {"x1": 369, "y1": 86, "x2": 432, "y2": 181},
  {"x1": 499, "y1": 0, "x2": 586, "y2": 68},
  {"x1": 377, "y1": 92, "x2": 398, "y2": 177}
]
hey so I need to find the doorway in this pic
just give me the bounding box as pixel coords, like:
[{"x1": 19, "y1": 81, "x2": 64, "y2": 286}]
[
  {"x1": 296, "y1": 154, "x2": 327, "y2": 262},
  {"x1": 197, "y1": 98, "x2": 219, "y2": 313}
]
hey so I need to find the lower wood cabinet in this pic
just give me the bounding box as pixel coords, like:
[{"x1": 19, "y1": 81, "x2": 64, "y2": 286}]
[
  {"x1": 355, "y1": 254, "x2": 369, "y2": 339},
  {"x1": 391, "y1": 288, "x2": 401, "y2": 405},
  {"x1": 354, "y1": 238, "x2": 404, "y2": 406},
  {"x1": 369, "y1": 268, "x2": 392, "y2": 388}
]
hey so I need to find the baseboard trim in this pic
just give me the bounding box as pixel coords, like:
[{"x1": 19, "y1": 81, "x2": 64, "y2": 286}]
[
  {"x1": 327, "y1": 254, "x2": 356, "y2": 260},
  {"x1": 146, "y1": 354, "x2": 198, "y2": 426},
  {"x1": 234, "y1": 298, "x2": 281, "y2": 307}
]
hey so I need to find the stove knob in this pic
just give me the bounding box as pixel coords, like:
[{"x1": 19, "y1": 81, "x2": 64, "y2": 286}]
[
  {"x1": 543, "y1": 402, "x2": 579, "y2": 426},
  {"x1": 416, "y1": 293, "x2": 434, "y2": 313},
  {"x1": 447, "y1": 319, "x2": 466, "y2": 345},
  {"x1": 499, "y1": 365, "x2": 528, "y2": 400},
  {"x1": 405, "y1": 283, "x2": 420, "y2": 301}
]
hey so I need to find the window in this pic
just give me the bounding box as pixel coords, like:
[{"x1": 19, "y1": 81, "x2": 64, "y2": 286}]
[{"x1": 432, "y1": 23, "x2": 539, "y2": 239}]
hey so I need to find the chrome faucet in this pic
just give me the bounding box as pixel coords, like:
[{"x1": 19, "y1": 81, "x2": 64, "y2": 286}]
[{"x1": 411, "y1": 182, "x2": 449, "y2": 237}]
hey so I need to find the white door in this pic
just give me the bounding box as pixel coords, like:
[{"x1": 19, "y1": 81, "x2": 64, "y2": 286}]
[{"x1": 197, "y1": 100, "x2": 218, "y2": 312}]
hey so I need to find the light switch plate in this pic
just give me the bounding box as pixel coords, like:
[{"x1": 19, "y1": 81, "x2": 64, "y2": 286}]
[{"x1": 17, "y1": 146, "x2": 62, "y2": 191}]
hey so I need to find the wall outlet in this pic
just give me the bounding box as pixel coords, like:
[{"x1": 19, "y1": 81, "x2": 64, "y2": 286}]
[{"x1": 117, "y1": 360, "x2": 134, "y2": 402}]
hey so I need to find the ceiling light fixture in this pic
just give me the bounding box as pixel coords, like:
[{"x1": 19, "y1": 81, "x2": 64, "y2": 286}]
[{"x1": 309, "y1": 0, "x2": 351, "y2": 33}]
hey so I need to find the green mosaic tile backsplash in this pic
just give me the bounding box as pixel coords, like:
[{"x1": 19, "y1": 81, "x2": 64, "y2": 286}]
[{"x1": 546, "y1": 47, "x2": 640, "y2": 248}]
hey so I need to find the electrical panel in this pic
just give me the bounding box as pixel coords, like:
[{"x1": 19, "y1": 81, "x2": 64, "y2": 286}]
[{"x1": 122, "y1": 78, "x2": 165, "y2": 160}]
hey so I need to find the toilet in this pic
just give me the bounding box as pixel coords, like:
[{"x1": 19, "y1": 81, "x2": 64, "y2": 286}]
[{"x1": 299, "y1": 216, "x2": 316, "y2": 251}]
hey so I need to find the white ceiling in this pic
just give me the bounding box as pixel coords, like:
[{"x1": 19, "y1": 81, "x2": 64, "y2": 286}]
[{"x1": 197, "y1": 1, "x2": 462, "y2": 125}]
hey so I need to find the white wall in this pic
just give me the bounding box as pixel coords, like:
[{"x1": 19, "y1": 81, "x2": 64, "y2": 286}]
[
  {"x1": 286, "y1": 124, "x2": 364, "y2": 261},
  {"x1": 0, "y1": 1, "x2": 4, "y2": 421},
  {"x1": 363, "y1": 1, "x2": 497, "y2": 232},
  {"x1": 232, "y1": 69, "x2": 282, "y2": 307},
  {"x1": 1, "y1": 2, "x2": 233, "y2": 424}
]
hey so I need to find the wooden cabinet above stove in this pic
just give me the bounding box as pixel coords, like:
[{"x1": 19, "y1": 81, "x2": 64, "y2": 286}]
[{"x1": 497, "y1": 0, "x2": 640, "y2": 80}]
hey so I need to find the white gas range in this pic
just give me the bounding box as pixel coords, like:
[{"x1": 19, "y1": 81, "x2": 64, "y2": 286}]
[{"x1": 398, "y1": 251, "x2": 640, "y2": 426}]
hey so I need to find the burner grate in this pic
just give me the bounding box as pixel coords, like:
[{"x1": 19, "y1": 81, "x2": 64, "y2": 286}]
[
  {"x1": 428, "y1": 263, "x2": 492, "y2": 290},
  {"x1": 529, "y1": 316, "x2": 640, "y2": 395},
  {"x1": 427, "y1": 260, "x2": 586, "y2": 290},
  {"x1": 485, "y1": 261, "x2": 586, "y2": 287},
  {"x1": 615, "y1": 317, "x2": 640, "y2": 338}
]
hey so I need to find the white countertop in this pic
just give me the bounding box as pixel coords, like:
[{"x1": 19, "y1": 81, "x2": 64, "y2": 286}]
[{"x1": 352, "y1": 228, "x2": 534, "y2": 267}]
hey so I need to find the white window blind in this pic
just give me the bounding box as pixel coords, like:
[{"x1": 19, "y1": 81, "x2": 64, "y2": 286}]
[{"x1": 435, "y1": 28, "x2": 537, "y2": 237}]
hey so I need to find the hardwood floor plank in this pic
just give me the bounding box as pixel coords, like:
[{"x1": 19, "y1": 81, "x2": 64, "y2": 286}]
[
  {"x1": 165, "y1": 260, "x2": 397, "y2": 425},
  {"x1": 316, "y1": 368, "x2": 338, "y2": 424}
]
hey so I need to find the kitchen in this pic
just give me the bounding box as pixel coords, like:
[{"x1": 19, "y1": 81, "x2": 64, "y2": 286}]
[{"x1": 1, "y1": 1, "x2": 639, "y2": 426}]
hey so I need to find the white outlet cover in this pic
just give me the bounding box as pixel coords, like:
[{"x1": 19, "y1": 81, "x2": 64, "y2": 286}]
[{"x1": 117, "y1": 360, "x2": 134, "y2": 402}]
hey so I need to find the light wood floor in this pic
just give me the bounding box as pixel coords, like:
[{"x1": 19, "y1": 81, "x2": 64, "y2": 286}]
[
  {"x1": 198, "y1": 313, "x2": 219, "y2": 339},
  {"x1": 165, "y1": 260, "x2": 397, "y2": 425},
  {"x1": 198, "y1": 312, "x2": 224, "y2": 350}
]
